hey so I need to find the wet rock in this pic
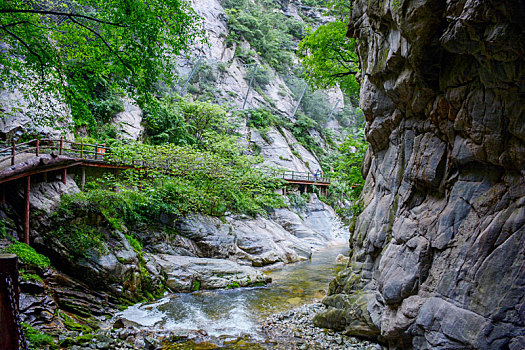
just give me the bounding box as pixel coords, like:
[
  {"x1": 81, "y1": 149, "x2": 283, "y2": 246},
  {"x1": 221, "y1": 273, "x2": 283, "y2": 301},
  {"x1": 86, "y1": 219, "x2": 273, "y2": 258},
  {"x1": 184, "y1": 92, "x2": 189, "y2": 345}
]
[
  {"x1": 151, "y1": 254, "x2": 271, "y2": 292},
  {"x1": 321, "y1": 0, "x2": 525, "y2": 348}
]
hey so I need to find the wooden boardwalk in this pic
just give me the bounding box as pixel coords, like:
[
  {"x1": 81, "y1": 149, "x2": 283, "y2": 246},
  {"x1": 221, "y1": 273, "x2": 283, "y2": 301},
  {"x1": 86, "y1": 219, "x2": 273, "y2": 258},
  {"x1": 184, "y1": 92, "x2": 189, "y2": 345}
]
[
  {"x1": 0, "y1": 138, "x2": 331, "y2": 185},
  {"x1": 0, "y1": 138, "x2": 331, "y2": 244}
]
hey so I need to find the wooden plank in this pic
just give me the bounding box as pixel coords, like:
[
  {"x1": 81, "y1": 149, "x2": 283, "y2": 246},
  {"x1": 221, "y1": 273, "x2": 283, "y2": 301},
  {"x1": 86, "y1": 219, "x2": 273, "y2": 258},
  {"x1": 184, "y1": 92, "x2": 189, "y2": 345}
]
[{"x1": 0, "y1": 161, "x2": 83, "y2": 185}]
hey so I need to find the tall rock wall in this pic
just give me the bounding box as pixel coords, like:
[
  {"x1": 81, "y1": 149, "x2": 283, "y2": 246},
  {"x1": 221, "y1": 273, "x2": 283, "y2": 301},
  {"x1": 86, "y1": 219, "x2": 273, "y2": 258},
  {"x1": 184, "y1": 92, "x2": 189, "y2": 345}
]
[{"x1": 314, "y1": 1, "x2": 525, "y2": 349}]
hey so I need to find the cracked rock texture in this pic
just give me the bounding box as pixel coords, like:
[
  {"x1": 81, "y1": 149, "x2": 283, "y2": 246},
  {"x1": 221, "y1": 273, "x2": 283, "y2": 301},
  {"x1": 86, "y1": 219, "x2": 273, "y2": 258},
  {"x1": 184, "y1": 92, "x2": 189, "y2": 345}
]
[{"x1": 314, "y1": 1, "x2": 525, "y2": 349}]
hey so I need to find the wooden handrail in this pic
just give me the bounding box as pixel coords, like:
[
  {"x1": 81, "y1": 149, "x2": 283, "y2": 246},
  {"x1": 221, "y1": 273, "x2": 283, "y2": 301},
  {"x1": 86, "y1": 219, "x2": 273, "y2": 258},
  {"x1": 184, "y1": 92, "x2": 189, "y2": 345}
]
[{"x1": 1, "y1": 138, "x2": 333, "y2": 184}]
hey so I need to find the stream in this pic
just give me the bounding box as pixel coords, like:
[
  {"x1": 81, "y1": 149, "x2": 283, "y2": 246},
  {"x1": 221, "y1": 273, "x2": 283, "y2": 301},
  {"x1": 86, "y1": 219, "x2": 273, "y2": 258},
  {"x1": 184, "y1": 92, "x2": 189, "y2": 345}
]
[{"x1": 115, "y1": 244, "x2": 351, "y2": 348}]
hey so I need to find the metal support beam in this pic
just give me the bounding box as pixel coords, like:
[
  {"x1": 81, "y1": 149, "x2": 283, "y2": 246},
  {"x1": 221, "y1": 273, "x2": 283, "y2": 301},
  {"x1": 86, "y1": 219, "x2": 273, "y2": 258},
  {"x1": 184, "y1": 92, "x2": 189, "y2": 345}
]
[
  {"x1": 180, "y1": 57, "x2": 202, "y2": 96},
  {"x1": 24, "y1": 176, "x2": 30, "y2": 245},
  {"x1": 61, "y1": 169, "x2": 67, "y2": 185},
  {"x1": 291, "y1": 82, "x2": 308, "y2": 119},
  {"x1": 242, "y1": 63, "x2": 258, "y2": 110}
]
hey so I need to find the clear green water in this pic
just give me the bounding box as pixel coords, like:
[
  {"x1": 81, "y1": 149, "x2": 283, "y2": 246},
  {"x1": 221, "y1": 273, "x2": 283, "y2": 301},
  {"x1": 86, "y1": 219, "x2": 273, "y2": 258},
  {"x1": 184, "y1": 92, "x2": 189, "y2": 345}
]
[{"x1": 117, "y1": 244, "x2": 348, "y2": 344}]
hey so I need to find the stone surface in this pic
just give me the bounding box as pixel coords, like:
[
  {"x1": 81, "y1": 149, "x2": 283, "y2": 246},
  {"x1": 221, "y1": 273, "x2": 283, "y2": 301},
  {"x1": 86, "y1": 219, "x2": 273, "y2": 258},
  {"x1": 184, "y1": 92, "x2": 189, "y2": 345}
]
[
  {"x1": 111, "y1": 98, "x2": 143, "y2": 141},
  {"x1": 0, "y1": 88, "x2": 74, "y2": 142},
  {"x1": 318, "y1": 1, "x2": 525, "y2": 349},
  {"x1": 165, "y1": 195, "x2": 343, "y2": 267},
  {"x1": 251, "y1": 126, "x2": 319, "y2": 172},
  {"x1": 150, "y1": 254, "x2": 271, "y2": 292},
  {"x1": 177, "y1": 0, "x2": 344, "y2": 122}
]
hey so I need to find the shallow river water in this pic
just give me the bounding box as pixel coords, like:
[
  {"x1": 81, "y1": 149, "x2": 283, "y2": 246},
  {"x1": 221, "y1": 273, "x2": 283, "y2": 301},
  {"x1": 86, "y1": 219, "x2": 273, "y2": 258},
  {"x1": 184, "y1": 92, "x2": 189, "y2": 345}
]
[{"x1": 116, "y1": 244, "x2": 350, "y2": 347}]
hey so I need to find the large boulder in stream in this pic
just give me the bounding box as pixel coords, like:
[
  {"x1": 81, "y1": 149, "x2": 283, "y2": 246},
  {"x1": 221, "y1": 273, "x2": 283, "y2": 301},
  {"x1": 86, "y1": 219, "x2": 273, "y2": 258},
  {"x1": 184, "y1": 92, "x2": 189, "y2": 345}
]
[
  {"x1": 168, "y1": 194, "x2": 343, "y2": 267},
  {"x1": 317, "y1": 1, "x2": 525, "y2": 349},
  {"x1": 173, "y1": 212, "x2": 313, "y2": 266},
  {"x1": 150, "y1": 254, "x2": 271, "y2": 292}
]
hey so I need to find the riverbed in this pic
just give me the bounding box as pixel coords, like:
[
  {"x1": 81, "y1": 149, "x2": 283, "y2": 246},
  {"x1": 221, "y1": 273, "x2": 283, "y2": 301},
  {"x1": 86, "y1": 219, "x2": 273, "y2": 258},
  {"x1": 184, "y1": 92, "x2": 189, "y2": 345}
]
[
  {"x1": 113, "y1": 244, "x2": 380, "y2": 349},
  {"x1": 118, "y1": 244, "x2": 347, "y2": 333}
]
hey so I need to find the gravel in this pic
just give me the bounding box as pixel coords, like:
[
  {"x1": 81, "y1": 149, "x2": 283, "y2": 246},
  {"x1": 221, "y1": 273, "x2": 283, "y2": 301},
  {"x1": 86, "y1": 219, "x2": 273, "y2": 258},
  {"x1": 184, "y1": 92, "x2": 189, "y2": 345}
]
[
  {"x1": 262, "y1": 303, "x2": 384, "y2": 350},
  {"x1": 65, "y1": 303, "x2": 384, "y2": 349}
]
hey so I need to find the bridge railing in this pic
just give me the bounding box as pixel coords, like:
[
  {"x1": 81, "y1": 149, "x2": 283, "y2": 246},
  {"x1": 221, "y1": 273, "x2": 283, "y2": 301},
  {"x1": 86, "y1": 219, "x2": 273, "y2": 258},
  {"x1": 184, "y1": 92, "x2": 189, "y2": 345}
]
[
  {"x1": 0, "y1": 138, "x2": 112, "y2": 166},
  {"x1": 262, "y1": 169, "x2": 331, "y2": 184},
  {"x1": 0, "y1": 139, "x2": 332, "y2": 184}
]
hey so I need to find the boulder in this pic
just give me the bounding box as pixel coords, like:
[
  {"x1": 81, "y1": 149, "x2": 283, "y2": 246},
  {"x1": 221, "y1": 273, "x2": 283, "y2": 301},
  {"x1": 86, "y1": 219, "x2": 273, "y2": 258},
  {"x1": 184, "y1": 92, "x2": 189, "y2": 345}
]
[{"x1": 150, "y1": 254, "x2": 271, "y2": 292}]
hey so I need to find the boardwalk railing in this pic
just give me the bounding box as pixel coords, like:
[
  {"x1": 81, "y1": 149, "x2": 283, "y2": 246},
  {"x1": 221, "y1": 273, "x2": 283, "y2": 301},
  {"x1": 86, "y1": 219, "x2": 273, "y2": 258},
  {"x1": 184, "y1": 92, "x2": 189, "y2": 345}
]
[
  {"x1": 0, "y1": 138, "x2": 109, "y2": 165},
  {"x1": 263, "y1": 169, "x2": 330, "y2": 184},
  {"x1": 0, "y1": 138, "x2": 331, "y2": 184}
]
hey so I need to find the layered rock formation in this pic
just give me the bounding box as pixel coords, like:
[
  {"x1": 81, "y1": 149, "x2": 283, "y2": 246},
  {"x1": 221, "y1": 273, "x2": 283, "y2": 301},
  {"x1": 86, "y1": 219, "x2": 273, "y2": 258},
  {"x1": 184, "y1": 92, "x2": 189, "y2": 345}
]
[{"x1": 315, "y1": 1, "x2": 525, "y2": 349}]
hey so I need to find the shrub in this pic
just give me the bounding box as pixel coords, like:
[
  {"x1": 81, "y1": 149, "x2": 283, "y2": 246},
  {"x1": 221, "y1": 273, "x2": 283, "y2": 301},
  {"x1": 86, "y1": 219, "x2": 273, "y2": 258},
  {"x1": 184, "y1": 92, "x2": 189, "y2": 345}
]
[
  {"x1": 0, "y1": 219, "x2": 6, "y2": 238},
  {"x1": 23, "y1": 323, "x2": 57, "y2": 349},
  {"x1": 4, "y1": 243, "x2": 50, "y2": 269}
]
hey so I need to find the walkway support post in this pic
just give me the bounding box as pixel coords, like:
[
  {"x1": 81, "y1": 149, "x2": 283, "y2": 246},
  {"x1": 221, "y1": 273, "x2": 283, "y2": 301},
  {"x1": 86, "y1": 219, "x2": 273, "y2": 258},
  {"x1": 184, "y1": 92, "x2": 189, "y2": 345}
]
[
  {"x1": 81, "y1": 167, "x2": 86, "y2": 191},
  {"x1": 180, "y1": 57, "x2": 203, "y2": 96},
  {"x1": 35, "y1": 139, "x2": 39, "y2": 157},
  {"x1": 0, "y1": 254, "x2": 21, "y2": 350},
  {"x1": 327, "y1": 100, "x2": 340, "y2": 120},
  {"x1": 61, "y1": 169, "x2": 67, "y2": 185},
  {"x1": 11, "y1": 142, "x2": 15, "y2": 166},
  {"x1": 24, "y1": 176, "x2": 30, "y2": 245},
  {"x1": 59, "y1": 137, "x2": 63, "y2": 155}
]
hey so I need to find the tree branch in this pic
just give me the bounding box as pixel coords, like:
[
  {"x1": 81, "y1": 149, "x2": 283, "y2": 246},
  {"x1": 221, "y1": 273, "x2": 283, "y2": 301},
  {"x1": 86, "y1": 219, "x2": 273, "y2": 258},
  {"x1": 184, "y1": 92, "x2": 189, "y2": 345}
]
[
  {"x1": 68, "y1": 16, "x2": 133, "y2": 73},
  {"x1": 0, "y1": 21, "x2": 32, "y2": 29},
  {"x1": 0, "y1": 20, "x2": 64, "y2": 32},
  {"x1": 329, "y1": 71, "x2": 358, "y2": 78},
  {"x1": 0, "y1": 26, "x2": 45, "y2": 81},
  {"x1": 0, "y1": 9, "x2": 128, "y2": 28}
]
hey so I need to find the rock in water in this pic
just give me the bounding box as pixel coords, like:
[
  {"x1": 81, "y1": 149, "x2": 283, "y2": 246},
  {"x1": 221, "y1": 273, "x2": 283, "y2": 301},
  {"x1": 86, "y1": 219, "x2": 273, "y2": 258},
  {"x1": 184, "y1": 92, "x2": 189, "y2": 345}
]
[
  {"x1": 317, "y1": 1, "x2": 525, "y2": 349},
  {"x1": 151, "y1": 254, "x2": 271, "y2": 292}
]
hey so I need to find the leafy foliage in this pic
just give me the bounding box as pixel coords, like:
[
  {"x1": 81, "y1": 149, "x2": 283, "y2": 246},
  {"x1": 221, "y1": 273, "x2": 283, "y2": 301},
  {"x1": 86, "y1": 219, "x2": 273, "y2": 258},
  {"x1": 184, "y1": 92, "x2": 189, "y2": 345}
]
[
  {"x1": 0, "y1": 0, "x2": 204, "y2": 124},
  {"x1": 0, "y1": 219, "x2": 6, "y2": 238},
  {"x1": 326, "y1": 128, "x2": 368, "y2": 217},
  {"x1": 3, "y1": 242, "x2": 51, "y2": 269},
  {"x1": 143, "y1": 96, "x2": 229, "y2": 148},
  {"x1": 59, "y1": 141, "x2": 286, "y2": 224},
  {"x1": 244, "y1": 108, "x2": 290, "y2": 130},
  {"x1": 224, "y1": 0, "x2": 304, "y2": 72},
  {"x1": 299, "y1": 21, "x2": 360, "y2": 100},
  {"x1": 335, "y1": 129, "x2": 368, "y2": 194}
]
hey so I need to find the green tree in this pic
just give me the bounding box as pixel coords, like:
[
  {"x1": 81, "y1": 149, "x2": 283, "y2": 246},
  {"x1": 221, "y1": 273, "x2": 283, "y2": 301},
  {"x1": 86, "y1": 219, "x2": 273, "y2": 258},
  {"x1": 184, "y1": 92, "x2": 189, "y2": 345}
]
[
  {"x1": 0, "y1": 0, "x2": 204, "y2": 123},
  {"x1": 299, "y1": 20, "x2": 359, "y2": 100}
]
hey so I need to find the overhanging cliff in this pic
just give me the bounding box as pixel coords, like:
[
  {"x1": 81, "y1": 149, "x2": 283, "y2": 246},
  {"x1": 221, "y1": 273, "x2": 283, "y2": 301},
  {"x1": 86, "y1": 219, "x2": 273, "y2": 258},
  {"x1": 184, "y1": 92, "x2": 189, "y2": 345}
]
[{"x1": 314, "y1": 1, "x2": 525, "y2": 349}]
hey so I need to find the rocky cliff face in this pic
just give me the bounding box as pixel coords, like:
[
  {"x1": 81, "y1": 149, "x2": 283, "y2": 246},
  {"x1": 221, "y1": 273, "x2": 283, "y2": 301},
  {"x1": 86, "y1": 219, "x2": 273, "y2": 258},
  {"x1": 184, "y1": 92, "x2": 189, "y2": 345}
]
[{"x1": 314, "y1": 1, "x2": 525, "y2": 349}]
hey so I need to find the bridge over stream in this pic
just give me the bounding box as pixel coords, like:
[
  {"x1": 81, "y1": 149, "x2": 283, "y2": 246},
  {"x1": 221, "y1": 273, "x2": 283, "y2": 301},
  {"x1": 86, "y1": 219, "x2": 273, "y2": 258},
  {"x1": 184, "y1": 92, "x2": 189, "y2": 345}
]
[{"x1": 0, "y1": 138, "x2": 331, "y2": 245}]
